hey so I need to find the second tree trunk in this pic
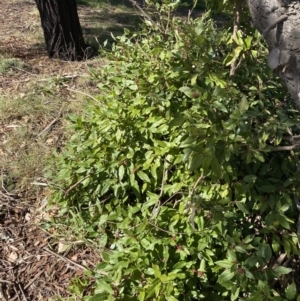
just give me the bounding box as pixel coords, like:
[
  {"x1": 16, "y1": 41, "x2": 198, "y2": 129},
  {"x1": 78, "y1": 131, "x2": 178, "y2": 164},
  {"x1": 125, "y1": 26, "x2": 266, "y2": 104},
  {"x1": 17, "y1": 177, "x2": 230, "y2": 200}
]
[{"x1": 35, "y1": 0, "x2": 87, "y2": 61}]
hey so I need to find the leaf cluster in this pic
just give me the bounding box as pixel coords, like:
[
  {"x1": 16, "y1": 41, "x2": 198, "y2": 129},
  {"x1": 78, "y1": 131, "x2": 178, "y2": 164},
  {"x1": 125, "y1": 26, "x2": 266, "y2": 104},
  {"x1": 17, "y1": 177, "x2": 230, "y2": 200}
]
[{"x1": 48, "y1": 7, "x2": 300, "y2": 301}]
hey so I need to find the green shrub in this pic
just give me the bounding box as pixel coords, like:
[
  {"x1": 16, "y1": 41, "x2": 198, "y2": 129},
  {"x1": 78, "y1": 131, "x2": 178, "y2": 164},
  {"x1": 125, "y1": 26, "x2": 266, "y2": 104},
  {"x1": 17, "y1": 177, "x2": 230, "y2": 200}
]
[{"x1": 48, "y1": 7, "x2": 300, "y2": 301}]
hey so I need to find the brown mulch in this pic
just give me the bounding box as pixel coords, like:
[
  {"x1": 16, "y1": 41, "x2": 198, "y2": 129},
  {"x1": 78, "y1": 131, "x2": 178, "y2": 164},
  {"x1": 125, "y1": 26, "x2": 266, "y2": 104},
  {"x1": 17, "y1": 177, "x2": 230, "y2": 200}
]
[
  {"x1": 0, "y1": 0, "x2": 102, "y2": 300},
  {"x1": 0, "y1": 193, "x2": 100, "y2": 300}
]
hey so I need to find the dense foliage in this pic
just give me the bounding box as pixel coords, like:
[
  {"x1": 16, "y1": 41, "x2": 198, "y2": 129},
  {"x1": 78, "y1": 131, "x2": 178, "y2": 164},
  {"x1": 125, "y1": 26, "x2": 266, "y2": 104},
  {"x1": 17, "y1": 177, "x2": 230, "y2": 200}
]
[{"x1": 48, "y1": 2, "x2": 300, "y2": 300}]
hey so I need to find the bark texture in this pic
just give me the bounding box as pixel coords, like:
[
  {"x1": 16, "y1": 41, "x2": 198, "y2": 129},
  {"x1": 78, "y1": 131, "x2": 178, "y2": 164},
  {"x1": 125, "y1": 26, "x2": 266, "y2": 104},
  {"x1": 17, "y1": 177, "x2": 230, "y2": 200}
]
[
  {"x1": 247, "y1": 0, "x2": 300, "y2": 109},
  {"x1": 35, "y1": 0, "x2": 87, "y2": 61}
]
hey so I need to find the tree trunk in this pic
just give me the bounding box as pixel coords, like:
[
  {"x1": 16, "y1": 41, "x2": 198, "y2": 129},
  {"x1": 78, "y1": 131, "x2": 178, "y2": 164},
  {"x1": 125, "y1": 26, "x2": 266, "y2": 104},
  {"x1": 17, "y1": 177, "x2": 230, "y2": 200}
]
[
  {"x1": 35, "y1": 0, "x2": 87, "y2": 61},
  {"x1": 247, "y1": 0, "x2": 300, "y2": 109},
  {"x1": 247, "y1": 0, "x2": 300, "y2": 243}
]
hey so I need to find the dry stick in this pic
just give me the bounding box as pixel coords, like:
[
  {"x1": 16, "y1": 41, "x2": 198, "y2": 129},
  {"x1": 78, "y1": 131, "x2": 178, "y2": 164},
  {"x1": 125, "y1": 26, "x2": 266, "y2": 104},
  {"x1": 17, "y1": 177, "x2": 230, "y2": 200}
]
[
  {"x1": 44, "y1": 247, "x2": 87, "y2": 271},
  {"x1": 271, "y1": 144, "x2": 300, "y2": 151},
  {"x1": 12, "y1": 286, "x2": 20, "y2": 301},
  {"x1": 17, "y1": 283, "x2": 27, "y2": 301},
  {"x1": 0, "y1": 284, "x2": 8, "y2": 301},
  {"x1": 0, "y1": 190, "x2": 15, "y2": 201},
  {"x1": 64, "y1": 173, "x2": 92, "y2": 195},
  {"x1": 37, "y1": 110, "x2": 62, "y2": 137},
  {"x1": 66, "y1": 87, "x2": 104, "y2": 105},
  {"x1": 12, "y1": 66, "x2": 38, "y2": 77},
  {"x1": 44, "y1": 247, "x2": 110, "y2": 276},
  {"x1": 0, "y1": 280, "x2": 13, "y2": 284},
  {"x1": 23, "y1": 271, "x2": 43, "y2": 290}
]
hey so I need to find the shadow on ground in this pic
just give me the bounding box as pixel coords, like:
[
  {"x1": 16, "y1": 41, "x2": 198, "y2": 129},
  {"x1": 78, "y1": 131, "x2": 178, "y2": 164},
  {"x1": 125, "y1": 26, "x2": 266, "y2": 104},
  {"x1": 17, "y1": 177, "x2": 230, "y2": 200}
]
[{"x1": 80, "y1": 9, "x2": 143, "y2": 50}]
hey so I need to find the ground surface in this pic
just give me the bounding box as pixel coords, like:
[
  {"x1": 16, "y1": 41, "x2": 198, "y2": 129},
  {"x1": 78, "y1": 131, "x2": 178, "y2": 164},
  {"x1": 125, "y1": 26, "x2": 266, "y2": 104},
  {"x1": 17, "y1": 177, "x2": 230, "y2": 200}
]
[{"x1": 0, "y1": 0, "x2": 138, "y2": 299}]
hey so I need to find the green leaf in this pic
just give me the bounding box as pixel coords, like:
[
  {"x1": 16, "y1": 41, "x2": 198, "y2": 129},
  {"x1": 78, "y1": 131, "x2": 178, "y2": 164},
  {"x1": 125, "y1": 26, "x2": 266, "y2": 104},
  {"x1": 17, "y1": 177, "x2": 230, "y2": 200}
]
[
  {"x1": 239, "y1": 96, "x2": 249, "y2": 113},
  {"x1": 189, "y1": 153, "x2": 203, "y2": 171},
  {"x1": 211, "y1": 156, "x2": 222, "y2": 178},
  {"x1": 95, "y1": 279, "x2": 113, "y2": 294},
  {"x1": 152, "y1": 264, "x2": 161, "y2": 278},
  {"x1": 179, "y1": 86, "x2": 193, "y2": 98},
  {"x1": 138, "y1": 291, "x2": 145, "y2": 301},
  {"x1": 88, "y1": 293, "x2": 109, "y2": 301},
  {"x1": 245, "y1": 269, "x2": 254, "y2": 279},
  {"x1": 137, "y1": 171, "x2": 150, "y2": 183},
  {"x1": 231, "y1": 286, "x2": 240, "y2": 301},
  {"x1": 146, "y1": 278, "x2": 161, "y2": 299},
  {"x1": 245, "y1": 256, "x2": 258, "y2": 267},
  {"x1": 213, "y1": 101, "x2": 228, "y2": 113},
  {"x1": 286, "y1": 282, "x2": 297, "y2": 300},
  {"x1": 118, "y1": 165, "x2": 125, "y2": 181},
  {"x1": 243, "y1": 175, "x2": 257, "y2": 183},
  {"x1": 235, "y1": 245, "x2": 247, "y2": 253},
  {"x1": 279, "y1": 204, "x2": 290, "y2": 213},
  {"x1": 219, "y1": 271, "x2": 236, "y2": 282},
  {"x1": 102, "y1": 251, "x2": 110, "y2": 262},
  {"x1": 274, "y1": 266, "x2": 292, "y2": 275},
  {"x1": 258, "y1": 185, "x2": 277, "y2": 193},
  {"x1": 243, "y1": 235, "x2": 254, "y2": 244},
  {"x1": 236, "y1": 201, "x2": 250, "y2": 214},
  {"x1": 278, "y1": 214, "x2": 291, "y2": 229},
  {"x1": 166, "y1": 297, "x2": 179, "y2": 301},
  {"x1": 257, "y1": 244, "x2": 272, "y2": 261},
  {"x1": 215, "y1": 260, "x2": 234, "y2": 269}
]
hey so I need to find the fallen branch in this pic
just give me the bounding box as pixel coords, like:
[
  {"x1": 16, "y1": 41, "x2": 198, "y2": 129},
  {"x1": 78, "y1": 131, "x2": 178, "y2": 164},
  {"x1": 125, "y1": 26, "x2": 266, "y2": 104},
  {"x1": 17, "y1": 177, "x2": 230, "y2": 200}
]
[{"x1": 37, "y1": 116, "x2": 60, "y2": 137}]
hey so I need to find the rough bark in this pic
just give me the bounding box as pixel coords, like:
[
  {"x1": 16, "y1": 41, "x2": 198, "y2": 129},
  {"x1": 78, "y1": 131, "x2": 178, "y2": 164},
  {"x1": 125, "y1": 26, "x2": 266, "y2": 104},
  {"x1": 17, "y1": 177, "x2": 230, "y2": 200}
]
[
  {"x1": 247, "y1": 0, "x2": 300, "y2": 109},
  {"x1": 35, "y1": 0, "x2": 87, "y2": 61},
  {"x1": 247, "y1": 0, "x2": 300, "y2": 243}
]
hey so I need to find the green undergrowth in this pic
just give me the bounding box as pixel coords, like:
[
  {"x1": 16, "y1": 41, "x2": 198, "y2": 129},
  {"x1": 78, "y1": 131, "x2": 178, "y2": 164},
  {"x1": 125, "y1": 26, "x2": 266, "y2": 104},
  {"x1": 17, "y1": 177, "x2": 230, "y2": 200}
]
[
  {"x1": 48, "y1": 2, "x2": 300, "y2": 301},
  {"x1": 0, "y1": 57, "x2": 28, "y2": 74}
]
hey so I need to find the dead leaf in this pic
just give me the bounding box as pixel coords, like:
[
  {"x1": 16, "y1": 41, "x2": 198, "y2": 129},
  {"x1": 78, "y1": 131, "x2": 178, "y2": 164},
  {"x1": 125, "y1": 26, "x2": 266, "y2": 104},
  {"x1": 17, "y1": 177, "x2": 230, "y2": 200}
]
[
  {"x1": 25, "y1": 212, "x2": 31, "y2": 222},
  {"x1": 57, "y1": 241, "x2": 71, "y2": 254},
  {"x1": 7, "y1": 251, "x2": 18, "y2": 262}
]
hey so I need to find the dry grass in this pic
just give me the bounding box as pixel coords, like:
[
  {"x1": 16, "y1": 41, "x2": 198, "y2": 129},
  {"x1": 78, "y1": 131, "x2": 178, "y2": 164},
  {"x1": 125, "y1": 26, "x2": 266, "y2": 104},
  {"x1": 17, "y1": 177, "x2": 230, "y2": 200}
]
[
  {"x1": 0, "y1": 0, "x2": 149, "y2": 298},
  {"x1": 0, "y1": 1, "x2": 108, "y2": 300}
]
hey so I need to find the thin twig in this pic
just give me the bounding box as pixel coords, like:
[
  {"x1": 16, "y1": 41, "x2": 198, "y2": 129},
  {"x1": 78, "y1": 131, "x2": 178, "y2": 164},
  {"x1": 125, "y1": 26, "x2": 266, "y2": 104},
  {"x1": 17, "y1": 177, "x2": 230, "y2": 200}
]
[
  {"x1": 37, "y1": 112, "x2": 61, "y2": 137},
  {"x1": 64, "y1": 172, "x2": 92, "y2": 195},
  {"x1": 0, "y1": 284, "x2": 8, "y2": 301},
  {"x1": 0, "y1": 280, "x2": 13, "y2": 284},
  {"x1": 0, "y1": 190, "x2": 16, "y2": 201},
  {"x1": 13, "y1": 286, "x2": 20, "y2": 301},
  {"x1": 12, "y1": 66, "x2": 38, "y2": 77},
  {"x1": 44, "y1": 247, "x2": 87, "y2": 271},
  {"x1": 270, "y1": 144, "x2": 300, "y2": 151},
  {"x1": 65, "y1": 87, "x2": 104, "y2": 105},
  {"x1": 162, "y1": 191, "x2": 183, "y2": 207},
  {"x1": 127, "y1": 0, "x2": 155, "y2": 24},
  {"x1": 23, "y1": 271, "x2": 43, "y2": 290},
  {"x1": 191, "y1": 174, "x2": 204, "y2": 193},
  {"x1": 17, "y1": 283, "x2": 27, "y2": 301}
]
